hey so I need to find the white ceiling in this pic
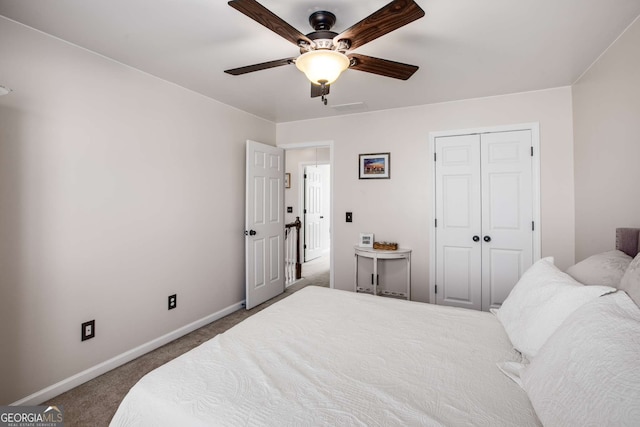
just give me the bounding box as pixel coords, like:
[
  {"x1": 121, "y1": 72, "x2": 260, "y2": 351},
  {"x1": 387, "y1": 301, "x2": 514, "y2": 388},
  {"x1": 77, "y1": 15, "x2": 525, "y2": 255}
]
[{"x1": 1, "y1": 0, "x2": 639, "y2": 123}]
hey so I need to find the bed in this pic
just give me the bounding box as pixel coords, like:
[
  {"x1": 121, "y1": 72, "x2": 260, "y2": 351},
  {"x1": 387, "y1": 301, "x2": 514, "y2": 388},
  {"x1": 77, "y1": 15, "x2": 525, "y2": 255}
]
[{"x1": 110, "y1": 229, "x2": 640, "y2": 426}]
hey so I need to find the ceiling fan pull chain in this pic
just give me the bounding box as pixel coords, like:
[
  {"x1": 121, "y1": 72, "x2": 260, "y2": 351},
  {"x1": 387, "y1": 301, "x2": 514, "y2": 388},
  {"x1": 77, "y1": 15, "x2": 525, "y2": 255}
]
[{"x1": 319, "y1": 80, "x2": 328, "y2": 106}]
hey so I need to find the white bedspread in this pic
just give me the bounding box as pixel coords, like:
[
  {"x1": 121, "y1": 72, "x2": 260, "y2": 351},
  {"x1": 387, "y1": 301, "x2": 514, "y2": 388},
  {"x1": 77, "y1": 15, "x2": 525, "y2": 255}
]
[{"x1": 110, "y1": 287, "x2": 539, "y2": 426}]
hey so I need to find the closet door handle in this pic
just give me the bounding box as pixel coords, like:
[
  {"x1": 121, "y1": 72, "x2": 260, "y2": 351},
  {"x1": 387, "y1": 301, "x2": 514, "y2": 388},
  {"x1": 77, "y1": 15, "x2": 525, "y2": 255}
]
[
  {"x1": 472, "y1": 235, "x2": 480, "y2": 242},
  {"x1": 483, "y1": 235, "x2": 491, "y2": 242}
]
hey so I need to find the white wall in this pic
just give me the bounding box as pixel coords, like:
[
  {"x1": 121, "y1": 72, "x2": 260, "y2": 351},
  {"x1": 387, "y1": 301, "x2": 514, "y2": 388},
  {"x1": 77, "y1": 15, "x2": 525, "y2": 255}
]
[
  {"x1": 573, "y1": 17, "x2": 640, "y2": 260},
  {"x1": 277, "y1": 87, "x2": 575, "y2": 303},
  {"x1": 0, "y1": 18, "x2": 275, "y2": 404}
]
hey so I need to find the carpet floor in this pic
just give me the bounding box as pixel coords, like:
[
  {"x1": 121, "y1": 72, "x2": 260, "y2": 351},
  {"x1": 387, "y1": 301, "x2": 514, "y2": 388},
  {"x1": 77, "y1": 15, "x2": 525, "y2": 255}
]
[{"x1": 44, "y1": 269, "x2": 329, "y2": 426}]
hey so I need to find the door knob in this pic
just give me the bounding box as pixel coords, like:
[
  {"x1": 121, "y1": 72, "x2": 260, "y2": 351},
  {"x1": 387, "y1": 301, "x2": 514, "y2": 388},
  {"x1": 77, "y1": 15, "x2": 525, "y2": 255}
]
[
  {"x1": 483, "y1": 235, "x2": 491, "y2": 242},
  {"x1": 245, "y1": 230, "x2": 257, "y2": 236},
  {"x1": 473, "y1": 235, "x2": 480, "y2": 242}
]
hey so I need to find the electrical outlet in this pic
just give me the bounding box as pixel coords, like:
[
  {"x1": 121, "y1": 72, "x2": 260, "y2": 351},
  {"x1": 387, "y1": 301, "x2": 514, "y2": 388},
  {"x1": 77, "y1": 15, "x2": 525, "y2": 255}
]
[
  {"x1": 81, "y1": 320, "x2": 95, "y2": 341},
  {"x1": 287, "y1": 206, "x2": 293, "y2": 213},
  {"x1": 168, "y1": 294, "x2": 177, "y2": 310}
]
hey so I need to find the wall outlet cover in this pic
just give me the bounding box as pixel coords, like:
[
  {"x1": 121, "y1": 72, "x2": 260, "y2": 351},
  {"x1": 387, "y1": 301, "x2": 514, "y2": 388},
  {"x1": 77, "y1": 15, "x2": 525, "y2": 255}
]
[{"x1": 168, "y1": 294, "x2": 177, "y2": 310}]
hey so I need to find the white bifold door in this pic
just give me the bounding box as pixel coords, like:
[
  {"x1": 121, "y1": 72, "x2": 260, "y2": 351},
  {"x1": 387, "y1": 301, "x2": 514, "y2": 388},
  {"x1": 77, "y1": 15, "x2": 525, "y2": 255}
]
[{"x1": 434, "y1": 130, "x2": 535, "y2": 311}]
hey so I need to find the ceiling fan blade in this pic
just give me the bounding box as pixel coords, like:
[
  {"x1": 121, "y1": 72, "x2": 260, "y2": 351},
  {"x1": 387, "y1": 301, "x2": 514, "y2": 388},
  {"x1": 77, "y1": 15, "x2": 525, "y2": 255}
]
[
  {"x1": 334, "y1": 0, "x2": 425, "y2": 51},
  {"x1": 224, "y1": 57, "x2": 296, "y2": 75},
  {"x1": 311, "y1": 83, "x2": 330, "y2": 98},
  {"x1": 228, "y1": 0, "x2": 312, "y2": 47},
  {"x1": 348, "y1": 53, "x2": 419, "y2": 80}
]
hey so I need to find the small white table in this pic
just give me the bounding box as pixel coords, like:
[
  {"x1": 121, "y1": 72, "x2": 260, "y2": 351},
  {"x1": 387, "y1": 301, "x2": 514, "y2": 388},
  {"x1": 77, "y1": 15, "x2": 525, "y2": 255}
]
[{"x1": 354, "y1": 246, "x2": 412, "y2": 300}]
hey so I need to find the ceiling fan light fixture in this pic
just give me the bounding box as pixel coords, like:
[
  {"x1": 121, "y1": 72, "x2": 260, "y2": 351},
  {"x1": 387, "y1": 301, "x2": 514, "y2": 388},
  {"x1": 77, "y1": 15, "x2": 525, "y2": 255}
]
[{"x1": 295, "y1": 50, "x2": 350, "y2": 85}]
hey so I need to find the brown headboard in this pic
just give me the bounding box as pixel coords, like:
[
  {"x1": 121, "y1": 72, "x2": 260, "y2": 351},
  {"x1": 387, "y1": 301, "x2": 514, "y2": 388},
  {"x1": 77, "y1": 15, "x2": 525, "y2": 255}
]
[{"x1": 616, "y1": 228, "x2": 640, "y2": 258}]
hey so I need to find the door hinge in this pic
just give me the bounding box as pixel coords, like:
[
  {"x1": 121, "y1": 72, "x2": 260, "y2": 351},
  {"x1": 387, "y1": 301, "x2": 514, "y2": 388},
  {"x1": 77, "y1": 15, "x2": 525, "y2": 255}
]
[
  {"x1": 531, "y1": 146, "x2": 534, "y2": 157},
  {"x1": 435, "y1": 284, "x2": 438, "y2": 294},
  {"x1": 434, "y1": 153, "x2": 437, "y2": 162},
  {"x1": 435, "y1": 218, "x2": 437, "y2": 228},
  {"x1": 532, "y1": 221, "x2": 535, "y2": 231},
  {"x1": 304, "y1": 244, "x2": 307, "y2": 249},
  {"x1": 304, "y1": 173, "x2": 307, "y2": 179}
]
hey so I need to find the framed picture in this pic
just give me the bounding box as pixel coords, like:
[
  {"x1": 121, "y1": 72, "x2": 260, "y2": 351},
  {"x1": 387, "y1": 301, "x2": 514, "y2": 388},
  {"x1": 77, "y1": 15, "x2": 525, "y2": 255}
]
[
  {"x1": 284, "y1": 173, "x2": 291, "y2": 188},
  {"x1": 359, "y1": 153, "x2": 390, "y2": 179},
  {"x1": 359, "y1": 233, "x2": 374, "y2": 248}
]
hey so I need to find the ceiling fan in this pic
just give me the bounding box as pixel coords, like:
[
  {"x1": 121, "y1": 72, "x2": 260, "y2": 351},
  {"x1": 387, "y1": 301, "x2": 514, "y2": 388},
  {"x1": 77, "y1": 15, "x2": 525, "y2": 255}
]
[{"x1": 224, "y1": 0, "x2": 425, "y2": 104}]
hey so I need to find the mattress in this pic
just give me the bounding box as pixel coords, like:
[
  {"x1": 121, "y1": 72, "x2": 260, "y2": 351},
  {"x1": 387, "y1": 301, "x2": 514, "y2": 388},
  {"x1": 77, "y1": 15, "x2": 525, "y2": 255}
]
[{"x1": 110, "y1": 287, "x2": 540, "y2": 426}]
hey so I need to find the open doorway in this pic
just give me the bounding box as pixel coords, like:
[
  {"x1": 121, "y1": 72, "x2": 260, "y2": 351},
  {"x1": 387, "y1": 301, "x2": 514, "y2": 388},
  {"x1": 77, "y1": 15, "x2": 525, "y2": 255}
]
[{"x1": 282, "y1": 142, "x2": 333, "y2": 288}]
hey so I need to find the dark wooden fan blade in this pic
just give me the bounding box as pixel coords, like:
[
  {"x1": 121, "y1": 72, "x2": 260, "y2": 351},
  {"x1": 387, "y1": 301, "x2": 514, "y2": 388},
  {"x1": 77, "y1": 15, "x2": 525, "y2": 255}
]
[
  {"x1": 348, "y1": 53, "x2": 418, "y2": 80},
  {"x1": 224, "y1": 57, "x2": 295, "y2": 75},
  {"x1": 334, "y1": 0, "x2": 425, "y2": 50},
  {"x1": 228, "y1": 0, "x2": 312, "y2": 46},
  {"x1": 311, "y1": 83, "x2": 330, "y2": 98}
]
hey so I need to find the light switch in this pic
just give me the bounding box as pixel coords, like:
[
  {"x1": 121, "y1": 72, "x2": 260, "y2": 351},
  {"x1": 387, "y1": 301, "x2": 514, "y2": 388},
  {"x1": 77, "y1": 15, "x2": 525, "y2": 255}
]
[
  {"x1": 346, "y1": 212, "x2": 353, "y2": 222},
  {"x1": 81, "y1": 320, "x2": 95, "y2": 341}
]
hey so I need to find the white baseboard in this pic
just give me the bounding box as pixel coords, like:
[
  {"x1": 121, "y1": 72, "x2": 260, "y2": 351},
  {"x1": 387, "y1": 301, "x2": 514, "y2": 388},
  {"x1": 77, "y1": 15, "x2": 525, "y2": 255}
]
[{"x1": 11, "y1": 300, "x2": 246, "y2": 406}]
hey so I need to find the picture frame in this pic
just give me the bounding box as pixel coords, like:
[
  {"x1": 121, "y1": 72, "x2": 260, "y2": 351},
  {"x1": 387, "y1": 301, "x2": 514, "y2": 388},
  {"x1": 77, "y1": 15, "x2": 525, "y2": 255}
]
[
  {"x1": 359, "y1": 233, "x2": 374, "y2": 248},
  {"x1": 284, "y1": 173, "x2": 291, "y2": 188},
  {"x1": 359, "y1": 153, "x2": 390, "y2": 179}
]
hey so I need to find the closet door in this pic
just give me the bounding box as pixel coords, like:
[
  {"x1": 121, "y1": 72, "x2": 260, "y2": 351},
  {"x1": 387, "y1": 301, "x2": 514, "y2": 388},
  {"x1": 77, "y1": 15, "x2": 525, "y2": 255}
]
[
  {"x1": 434, "y1": 129, "x2": 535, "y2": 311},
  {"x1": 480, "y1": 130, "x2": 533, "y2": 310},
  {"x1": 434, "y1": 134, "x2": 482, "y2": 310}
]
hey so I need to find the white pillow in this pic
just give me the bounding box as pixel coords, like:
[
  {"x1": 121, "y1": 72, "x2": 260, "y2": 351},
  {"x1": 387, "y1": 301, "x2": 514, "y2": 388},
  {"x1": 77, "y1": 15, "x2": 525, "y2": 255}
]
[
  {"x1": 619, "y1": 252, "x2": 640, "y2": 307},
  {"x1": 565, "y1": 250, "x2": 632, "y2": 287},
  {"x1": 521, "y1": 291, "x2": 640, "y2": 427},
  {"x1": 496, "y1": 257, "x2": 615, "y2": 359}
]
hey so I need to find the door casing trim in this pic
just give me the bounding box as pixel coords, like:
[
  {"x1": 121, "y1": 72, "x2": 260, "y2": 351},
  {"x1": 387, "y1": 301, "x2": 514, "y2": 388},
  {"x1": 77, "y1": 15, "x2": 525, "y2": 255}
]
[{"x1": 279, "y1": 140, "x2": 334, "y2": 289}]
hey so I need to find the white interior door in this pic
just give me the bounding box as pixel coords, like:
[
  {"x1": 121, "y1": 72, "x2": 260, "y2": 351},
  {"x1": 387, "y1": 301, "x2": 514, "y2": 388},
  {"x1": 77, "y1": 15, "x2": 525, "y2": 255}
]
[
  {"x1": 304, "y1": 166, "x2": 323, "y2": 262},
  {"x1": 480, "y1": 130, "x2": 534, "y2": 310},
  {"x1": 434, "y1": 135, "x2": 483, "y2": 310},
  {"x1": 245, "y1": 140, "x2": 285, "y2": 310}
]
